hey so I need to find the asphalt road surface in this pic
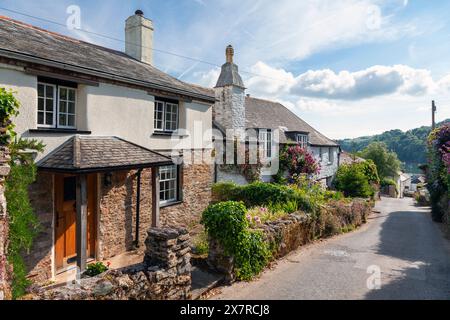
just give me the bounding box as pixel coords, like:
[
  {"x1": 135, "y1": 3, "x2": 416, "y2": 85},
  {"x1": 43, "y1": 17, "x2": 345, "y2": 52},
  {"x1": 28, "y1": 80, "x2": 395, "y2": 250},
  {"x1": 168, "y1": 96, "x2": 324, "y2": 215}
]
[{"x1": 212, "y1": 197, "x2": 450, "y2": 300}]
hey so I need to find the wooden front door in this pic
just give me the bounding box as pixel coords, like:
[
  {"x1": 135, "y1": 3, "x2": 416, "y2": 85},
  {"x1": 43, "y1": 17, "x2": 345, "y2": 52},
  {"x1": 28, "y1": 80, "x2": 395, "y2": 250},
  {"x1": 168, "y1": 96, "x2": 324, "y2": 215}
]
[{"x1": 55, "y1": 174, "x2": 97, "y2": 271}]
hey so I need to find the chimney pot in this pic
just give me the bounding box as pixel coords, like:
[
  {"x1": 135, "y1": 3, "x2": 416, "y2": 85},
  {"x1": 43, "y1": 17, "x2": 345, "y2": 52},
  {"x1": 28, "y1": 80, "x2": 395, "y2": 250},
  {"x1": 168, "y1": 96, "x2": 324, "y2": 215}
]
[{"x1": 226, "y1": 45, "x2": 234, "y2": 64}]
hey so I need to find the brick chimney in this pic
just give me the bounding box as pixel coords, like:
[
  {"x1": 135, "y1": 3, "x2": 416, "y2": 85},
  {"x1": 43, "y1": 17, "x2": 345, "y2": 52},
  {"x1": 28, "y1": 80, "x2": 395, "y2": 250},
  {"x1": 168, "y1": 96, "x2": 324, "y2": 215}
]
[{"x1": 125, "y1": 10, "x2": 154, "y2": 65}]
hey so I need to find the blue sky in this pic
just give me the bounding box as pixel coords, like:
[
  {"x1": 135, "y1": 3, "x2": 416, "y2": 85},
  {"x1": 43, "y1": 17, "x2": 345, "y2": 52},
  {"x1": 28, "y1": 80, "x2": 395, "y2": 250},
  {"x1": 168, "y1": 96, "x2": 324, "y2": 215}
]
[{"x1": 1, "y1": 0, "x2": 450, "y2": 138}]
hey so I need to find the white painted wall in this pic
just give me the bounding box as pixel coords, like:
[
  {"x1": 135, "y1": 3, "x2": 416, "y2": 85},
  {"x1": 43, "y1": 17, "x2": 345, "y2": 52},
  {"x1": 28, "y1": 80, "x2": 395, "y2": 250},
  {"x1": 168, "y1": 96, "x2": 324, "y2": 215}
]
[
  {"x1": 310, "y1": 146, "x2": 339, "y2": 184},
  {"x1": 0, "y1": 64, "x2": 213, "y2": 161}
]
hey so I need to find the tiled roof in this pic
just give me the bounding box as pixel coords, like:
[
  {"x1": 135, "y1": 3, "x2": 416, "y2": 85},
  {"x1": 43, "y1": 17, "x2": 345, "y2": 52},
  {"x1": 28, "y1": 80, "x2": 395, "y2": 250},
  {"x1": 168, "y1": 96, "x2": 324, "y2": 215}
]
[
  {"x1": 244, "y1": 97, "x2": 339, "y2": 146},
  {"x1": 0, "y1": 16, "x2": 215, "y2": 102},
  {"x1": 190, "y1": 84, "x2": 338, "y2": 146},
  {"x1": 339, "y1": 151, "x2": 365, "y2": 165},
  {"x1": 38, "y1": 136, "x2": 172, "y2": 172}
]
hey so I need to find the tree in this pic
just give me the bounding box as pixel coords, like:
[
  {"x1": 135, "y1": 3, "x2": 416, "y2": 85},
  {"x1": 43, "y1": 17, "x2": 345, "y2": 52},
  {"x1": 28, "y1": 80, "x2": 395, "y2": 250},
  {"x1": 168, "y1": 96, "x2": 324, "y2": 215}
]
[
  {"x1": 334, "y1": 163, "x2": 374, "y2": 198},
  {"x1": 358, "y1": 142, "x2": 401, "y2": 179}
]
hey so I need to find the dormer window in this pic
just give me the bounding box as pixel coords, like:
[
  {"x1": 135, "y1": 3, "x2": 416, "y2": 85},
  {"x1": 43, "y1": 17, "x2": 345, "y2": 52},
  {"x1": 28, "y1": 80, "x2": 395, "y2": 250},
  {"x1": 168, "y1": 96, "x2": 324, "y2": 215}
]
[
  {"x1": 154, "y1": 98, "x2": 179, "y2": 132},
  {"x1": 37, "y1": 82, "x2": 76, "y2": 129},
  {"x1": 296, "y1": 134, "x2": 309, "y2": 149}
]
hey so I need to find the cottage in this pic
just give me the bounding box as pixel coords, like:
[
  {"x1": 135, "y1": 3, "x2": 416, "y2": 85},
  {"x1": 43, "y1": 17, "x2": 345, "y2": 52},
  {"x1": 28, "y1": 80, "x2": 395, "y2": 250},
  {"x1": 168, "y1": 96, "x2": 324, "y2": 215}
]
[
  {"x1": 205, "y1": 46, "x2": 340, "y2": 187},
  {"x1": 0, "y1": 11, "x2": 215, "y2": 283}
]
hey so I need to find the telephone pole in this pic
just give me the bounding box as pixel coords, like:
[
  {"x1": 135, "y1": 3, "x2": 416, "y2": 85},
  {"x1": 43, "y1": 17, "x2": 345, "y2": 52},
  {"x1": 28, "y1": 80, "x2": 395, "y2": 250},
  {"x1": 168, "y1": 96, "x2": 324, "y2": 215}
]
[{"x1": 432, "y1": 100, "x2": 437, "y2": 130}]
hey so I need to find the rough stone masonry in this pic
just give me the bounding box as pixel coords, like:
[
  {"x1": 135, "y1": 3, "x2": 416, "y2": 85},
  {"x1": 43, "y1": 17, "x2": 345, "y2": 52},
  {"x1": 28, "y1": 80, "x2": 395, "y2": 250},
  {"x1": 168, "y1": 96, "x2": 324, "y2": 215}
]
[
  {"x1": 27, "y1": 227, "x2": 192, "y2": 300},
  {"x1": 0, "y1": 143, "x2": 11, "y2": 300}
]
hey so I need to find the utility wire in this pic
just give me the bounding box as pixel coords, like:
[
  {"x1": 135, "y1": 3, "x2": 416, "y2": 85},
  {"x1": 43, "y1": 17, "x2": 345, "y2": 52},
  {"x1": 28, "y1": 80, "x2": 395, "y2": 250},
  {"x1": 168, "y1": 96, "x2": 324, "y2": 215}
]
[{"x1": 0, "y1": 6, "x2": 292, "y2": 83}]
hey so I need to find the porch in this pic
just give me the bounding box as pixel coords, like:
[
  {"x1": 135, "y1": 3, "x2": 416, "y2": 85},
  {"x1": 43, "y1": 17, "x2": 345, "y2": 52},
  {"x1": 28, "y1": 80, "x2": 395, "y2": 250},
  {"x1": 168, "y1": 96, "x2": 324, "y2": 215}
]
[{"x1": 37, "y1": 135, "x2": 173, "y2": 278}]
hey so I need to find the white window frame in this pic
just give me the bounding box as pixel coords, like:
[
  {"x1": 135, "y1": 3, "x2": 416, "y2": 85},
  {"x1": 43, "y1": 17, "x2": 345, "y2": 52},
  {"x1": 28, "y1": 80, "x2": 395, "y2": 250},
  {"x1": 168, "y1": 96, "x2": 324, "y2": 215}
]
[
  {"x1": 37, "y1": 82, "x2": 77, "y2": 129},
  {"x1": 259, "y1": 129, "x2": 272, "y2": 159},
  {"x1": 154, "y1": 100, "x2": 179, "y2": 133},
  {"x1": 296, "y1": 134, "x2": 309, "y2": 149},
  {"x1": 328, "y1": 147, "x2": 334, "y2": 165},
  {"x1": 57, "y1": 86, "x2": 77, "y2": 129},
  {"x1": 159, "y1": 165, "x2": 178, "y2": 205},
  {"x1": 37, "y1": 83, "x2": 57, "y2": 128}
]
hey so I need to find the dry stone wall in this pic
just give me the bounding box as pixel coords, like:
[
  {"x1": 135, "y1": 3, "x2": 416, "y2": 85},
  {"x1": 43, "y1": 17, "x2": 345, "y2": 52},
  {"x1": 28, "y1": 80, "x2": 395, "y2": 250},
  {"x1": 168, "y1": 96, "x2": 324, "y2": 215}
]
[
  {"x1": 208, "y1": 199, "x2": 373, "y2": 282},
  {"x1": 27, "y1": 227, "x2": 192, "y2": 300},
  {"x1": 0, "y1": 144, "x2": 10, "y2": 300}
]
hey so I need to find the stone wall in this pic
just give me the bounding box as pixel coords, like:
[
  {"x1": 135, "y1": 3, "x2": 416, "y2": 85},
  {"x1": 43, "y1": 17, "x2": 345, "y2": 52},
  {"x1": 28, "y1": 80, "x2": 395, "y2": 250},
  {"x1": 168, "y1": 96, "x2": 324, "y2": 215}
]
[
  {"x1": 160, "y1": 154, "x2": 213, "y2": 230},
  {"x1": 214, "y1": 85, "x2": 246, "y2": 132},
  {"x1": 208, "y1": 199, "x2": 373, "y2": 282},
  {"x1": 24, "y1": 172, "x2": 54, "y2": 283},
  {"x1": 0, "y1": 144, "x2": 10, "y2": 300},
  {"x1": 27, "y1": 227, "x2": 191, "y2": 300},
  {"x1": 21, "y1": 150, "x2": 212, "y2": 281},
  {"x1": 99, "y1": 153, "x2": 213, "y2": 260}
]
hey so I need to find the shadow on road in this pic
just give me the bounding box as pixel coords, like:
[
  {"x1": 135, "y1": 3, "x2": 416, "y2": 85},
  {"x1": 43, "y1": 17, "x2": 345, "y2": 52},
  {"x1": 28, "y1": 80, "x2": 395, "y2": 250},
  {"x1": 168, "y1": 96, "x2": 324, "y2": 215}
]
[{"x1": 364, "y1": 209, "x2": 450, "y2": 300}]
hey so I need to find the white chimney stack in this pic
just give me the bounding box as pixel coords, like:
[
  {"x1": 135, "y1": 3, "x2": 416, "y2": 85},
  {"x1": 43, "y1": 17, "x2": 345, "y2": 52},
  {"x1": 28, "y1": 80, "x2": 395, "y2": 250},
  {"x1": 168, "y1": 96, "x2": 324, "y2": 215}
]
[{"x1": 125, "y1": 10, "x2": 154, "y2": 65}]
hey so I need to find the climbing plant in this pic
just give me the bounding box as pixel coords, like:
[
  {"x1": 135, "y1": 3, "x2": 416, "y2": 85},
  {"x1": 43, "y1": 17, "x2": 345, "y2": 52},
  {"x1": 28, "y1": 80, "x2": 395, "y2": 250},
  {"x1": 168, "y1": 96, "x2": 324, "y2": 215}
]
[
  {"x1": 1, "y1": 88, "x2": 44, "y2": 298},
  {"x1": 201, "y1": 201, "x2": 271, "y2": 280}
]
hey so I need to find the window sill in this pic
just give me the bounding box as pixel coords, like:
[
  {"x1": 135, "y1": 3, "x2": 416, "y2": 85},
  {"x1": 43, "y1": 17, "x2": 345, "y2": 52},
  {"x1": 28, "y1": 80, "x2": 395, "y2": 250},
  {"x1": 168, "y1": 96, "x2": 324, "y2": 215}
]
[
  {"x1": 29, "y1": 128, "x2": 92, "y2": 135},
  {"x1": 160, "y1": 200, "x2": 183, "y2": 209},
  {"x1": 152, "y1": 132, "x2": 189, "y2": 138}
]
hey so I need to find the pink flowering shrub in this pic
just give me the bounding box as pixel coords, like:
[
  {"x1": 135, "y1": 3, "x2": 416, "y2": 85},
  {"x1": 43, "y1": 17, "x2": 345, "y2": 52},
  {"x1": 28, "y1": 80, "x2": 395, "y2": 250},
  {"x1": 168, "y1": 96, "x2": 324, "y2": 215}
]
[
  {"x1": 426, "y1": 123, "x2": 450, "y2": 222},
  {"x1": 280, "y1": 145, "x2": 320, "y2": 181}
]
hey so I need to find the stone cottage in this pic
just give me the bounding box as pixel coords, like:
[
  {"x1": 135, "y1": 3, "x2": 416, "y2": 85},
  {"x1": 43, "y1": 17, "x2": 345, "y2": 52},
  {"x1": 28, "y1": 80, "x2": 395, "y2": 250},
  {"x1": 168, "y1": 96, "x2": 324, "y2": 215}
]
[
  {"x1": 202, "y1": 46, "x2": 340, "y2": 187},
  {"x1": 0, "y1": 11, "x2": 215, "y2": 283}
]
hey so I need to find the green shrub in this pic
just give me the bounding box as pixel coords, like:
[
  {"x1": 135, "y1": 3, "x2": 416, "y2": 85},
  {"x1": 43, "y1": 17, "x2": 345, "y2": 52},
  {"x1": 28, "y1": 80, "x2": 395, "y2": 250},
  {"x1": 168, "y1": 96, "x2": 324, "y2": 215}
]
[
  {"x1": 239, "y1": 182, "x2": 296, "y2": 207},
  {"x1": 5, "y1": 163, "x2": 40, "y2": 299},
  {"x1": 85, "y1": 262, "x2": 109, "y2": 277},
  {"x1": 192, "y1": 230, "x2": 209, "y2": 256},
  {"x1": 334, "y1": 163, "x2": 375, "y2": 198},
  {"x1": 381, "y1": 178, "x2": 396, "y2": 187},
  {"x1": 201, "y1": 201, "x2": 271, "y2": 281},
  {"x1": 212, "y1": 181, "x2": 322, "y2": 214},
  {"x1": 212, "y1": 182, "x2": 241, "y2": 203}
]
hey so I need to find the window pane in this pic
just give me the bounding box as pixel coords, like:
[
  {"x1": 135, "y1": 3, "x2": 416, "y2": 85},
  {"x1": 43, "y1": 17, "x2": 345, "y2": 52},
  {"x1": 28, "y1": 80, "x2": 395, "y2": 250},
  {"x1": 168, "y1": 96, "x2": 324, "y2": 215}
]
[
  {"x1": 60, "y1": 88, "x2": 67, "y2": 100},
  {"x1": 46, "y1": 113, "x2": 53, "y2": 125},
  {"x1": 59, "y1": 101, "x2": 67, "y2": 113},
  {"x1": 68, "y1": 89, "x2": 75, "y2": 101},
  {"x1": 47, "y1": 86, "x2": 54, "y2": 97},
  {"x1": 68, "y1": 115, "x2": 75, "y2": 127},
  {"x1": 38, "y1": 84, "x2": 44, "y2": 97},
  {"x1": 46, "y1": 98, "x2": 54, "y2": 112},
  {"x1": 38, "y1": 98, "x2": 44, "y2": 111},
  {"x1": 68, "y1": 102, "x2": 75, "y2": 114},
  {"x1": 59, "y1": 114, "x2": 66, "y2": 126},
  {"x1": 38, "y1": 112, "x2": 44, "y2": 124}
]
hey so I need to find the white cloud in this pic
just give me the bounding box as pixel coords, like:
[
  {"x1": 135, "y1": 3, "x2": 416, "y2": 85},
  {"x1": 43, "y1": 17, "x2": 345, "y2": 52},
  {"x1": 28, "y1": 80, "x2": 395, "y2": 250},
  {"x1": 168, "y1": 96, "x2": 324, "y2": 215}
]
[
  {"x1": 192, "y1": 68, "x2": 221, "y2": 88},
  {"x1": 233, "y1": 62, "x2": 443, "y2": 101},
  {"x1": 245, "y1": 61, "x2": 295, "y2": 96},
  {"x1": 291, "y1": 65, "x2": 436, "y2": 99}
]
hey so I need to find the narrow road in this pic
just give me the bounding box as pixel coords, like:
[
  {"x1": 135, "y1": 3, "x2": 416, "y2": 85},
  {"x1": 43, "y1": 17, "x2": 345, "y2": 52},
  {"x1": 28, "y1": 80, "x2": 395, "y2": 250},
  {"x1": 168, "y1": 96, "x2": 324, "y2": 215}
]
[{"x1": 212, "y1": 197, "x2": 450, "y2": 300}]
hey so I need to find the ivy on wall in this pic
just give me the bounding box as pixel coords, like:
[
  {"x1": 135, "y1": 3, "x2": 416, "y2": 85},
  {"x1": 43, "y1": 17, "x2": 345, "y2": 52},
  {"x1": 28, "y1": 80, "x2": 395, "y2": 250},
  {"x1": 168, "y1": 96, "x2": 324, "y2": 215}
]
[{"x1": 0, "y1": 88, "x2": 44, "y2": 299}]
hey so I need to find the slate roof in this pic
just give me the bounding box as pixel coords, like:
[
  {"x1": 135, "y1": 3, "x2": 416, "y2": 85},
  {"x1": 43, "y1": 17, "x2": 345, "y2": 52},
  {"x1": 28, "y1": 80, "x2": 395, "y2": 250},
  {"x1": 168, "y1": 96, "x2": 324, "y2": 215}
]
[
  {"x1": 245, "y1": 97, "x2": 339, "y2": 146},
  {"x1": 215, "y1": 62, "x2": 245, "y2": 88},
  {"x1": 339, "y1": 151, "x2": 365, "y2": 166},
  {"x1": 197, "y1": 82, "x2": 338, "y2": 146},
  {"x1": 38, "y1": 136, "x2": 173, "y2": 173},
  {"x1": 0, "y1": 16, "x2": 215, "y2": 102}
]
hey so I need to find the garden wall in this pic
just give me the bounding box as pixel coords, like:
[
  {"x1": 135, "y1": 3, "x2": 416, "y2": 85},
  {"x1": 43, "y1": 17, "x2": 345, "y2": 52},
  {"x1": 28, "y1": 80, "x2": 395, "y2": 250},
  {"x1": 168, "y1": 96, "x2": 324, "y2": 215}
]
[
  {"x1": 208, "y1": 199, "x2": 372, "y2": 282},
  {"x1": 0, "y1": 144, "x2": 10, "y2": 300},
  {"x1": 27, "y1": 227, "x2": 192, "y2": 300}
]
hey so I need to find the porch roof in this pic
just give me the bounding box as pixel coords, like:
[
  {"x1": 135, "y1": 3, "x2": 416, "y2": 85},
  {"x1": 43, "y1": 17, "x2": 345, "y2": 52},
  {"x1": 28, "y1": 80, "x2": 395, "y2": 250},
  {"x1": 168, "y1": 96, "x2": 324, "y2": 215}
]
[{"x1": 37, "y1": 136, "x2": 173, "y2": 173}]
